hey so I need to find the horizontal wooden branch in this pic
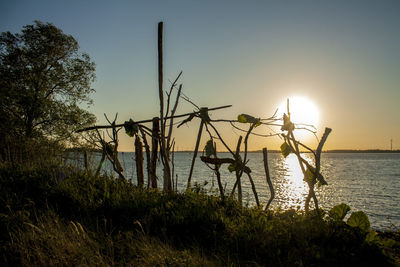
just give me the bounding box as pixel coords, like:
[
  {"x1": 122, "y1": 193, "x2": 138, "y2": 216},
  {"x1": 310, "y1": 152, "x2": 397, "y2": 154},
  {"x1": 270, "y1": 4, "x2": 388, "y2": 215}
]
[
  {"x1": 200, "y1": 156, "x2": 251, "y2": 174},
  {"x1": 76, "y1": 105, "x2": 232, "y2": 133}
]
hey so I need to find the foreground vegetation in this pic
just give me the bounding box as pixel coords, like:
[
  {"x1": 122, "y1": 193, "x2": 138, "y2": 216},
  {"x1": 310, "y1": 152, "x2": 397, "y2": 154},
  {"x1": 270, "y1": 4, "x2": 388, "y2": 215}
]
[
  {"x1": 1, "y1": 165, "x2": 399, "y2": 266},
  {"x1": 1, "y1": 21, "x2": 399, "y2": 266}
]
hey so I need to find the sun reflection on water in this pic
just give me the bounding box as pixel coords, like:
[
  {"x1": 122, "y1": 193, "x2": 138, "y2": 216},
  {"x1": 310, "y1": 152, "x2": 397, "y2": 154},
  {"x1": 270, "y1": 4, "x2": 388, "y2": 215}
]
[{"x1": 277, "y1": 154, "x2": 310, "y2": 209}]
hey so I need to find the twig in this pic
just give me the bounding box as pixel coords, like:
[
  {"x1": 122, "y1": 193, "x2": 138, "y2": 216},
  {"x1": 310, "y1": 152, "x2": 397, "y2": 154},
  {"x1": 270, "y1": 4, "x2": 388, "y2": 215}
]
[{"x1": 263, "y1": 148, "x2": 275, "y2": 211}]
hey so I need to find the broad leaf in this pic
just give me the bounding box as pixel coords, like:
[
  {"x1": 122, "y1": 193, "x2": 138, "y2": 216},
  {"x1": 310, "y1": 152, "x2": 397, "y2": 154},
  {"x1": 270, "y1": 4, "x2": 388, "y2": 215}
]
[
  {"x1": 329, "y1": 203, "x2": 351, "y2": 221},
  {"x1": 205, "y1": 140, "x2": 216, "y2": 157},
  {"x1": 280, "y1": 142, "x2": 293, "y2": 158},
  {"x1": 124, "y1": 119, "x2": 138, "y2": 137},
  {"x1": 237, "y1": 114, "x2": 261, "y2": 127},
  {"x1": 347, "y1": 211, "x2": 370, "y2": 232}
]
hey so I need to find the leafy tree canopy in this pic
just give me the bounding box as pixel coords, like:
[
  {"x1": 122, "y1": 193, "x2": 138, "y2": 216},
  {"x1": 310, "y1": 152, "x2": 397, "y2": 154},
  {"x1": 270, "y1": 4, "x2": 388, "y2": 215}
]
[{"x1": 0, "y1": 21, "x2": 96, "y2": 148}]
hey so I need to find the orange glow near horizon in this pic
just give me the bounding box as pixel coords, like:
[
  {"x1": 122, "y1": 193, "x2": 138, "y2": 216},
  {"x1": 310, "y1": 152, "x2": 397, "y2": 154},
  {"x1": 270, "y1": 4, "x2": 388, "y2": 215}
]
[{"x1": 277, "y1": 96, "x2": 320, "y2": 141}]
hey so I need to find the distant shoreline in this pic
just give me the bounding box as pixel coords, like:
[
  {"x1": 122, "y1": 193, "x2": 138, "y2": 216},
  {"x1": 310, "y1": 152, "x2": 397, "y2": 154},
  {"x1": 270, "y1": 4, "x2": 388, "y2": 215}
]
[
  {"x1": 173, "y1": 149, "x2": 400, "y2": 154},
  {"x1": 66, "y1": 148, "x2": 400, "y2": 154}
]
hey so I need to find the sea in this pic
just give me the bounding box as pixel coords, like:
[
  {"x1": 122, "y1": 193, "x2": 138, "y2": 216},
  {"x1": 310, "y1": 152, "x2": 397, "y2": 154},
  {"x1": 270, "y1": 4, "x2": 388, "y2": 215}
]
[{"x1": 66, "y1": 151, "x2": 400, "y2": 230}]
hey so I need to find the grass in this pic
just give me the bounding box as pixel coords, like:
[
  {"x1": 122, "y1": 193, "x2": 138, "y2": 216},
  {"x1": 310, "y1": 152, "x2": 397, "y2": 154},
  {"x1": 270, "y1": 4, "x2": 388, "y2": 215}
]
[{"x1": 1, "y1": 165, "x2": 399, "y2": 266}]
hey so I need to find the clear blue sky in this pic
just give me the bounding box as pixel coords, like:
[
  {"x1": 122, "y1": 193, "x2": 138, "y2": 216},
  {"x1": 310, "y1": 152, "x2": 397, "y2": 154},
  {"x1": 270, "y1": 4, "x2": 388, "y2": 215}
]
[{"x1": 1, "y1": 0, "x2": 399, "y2": 151}]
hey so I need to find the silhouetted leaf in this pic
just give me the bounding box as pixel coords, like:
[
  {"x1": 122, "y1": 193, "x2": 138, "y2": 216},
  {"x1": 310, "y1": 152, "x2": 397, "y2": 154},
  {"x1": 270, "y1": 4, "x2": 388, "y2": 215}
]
[
  {"x1": 347, "y1": 211, "x2": 370, "y2": 232},
  {"x1": 280, "y1": 142, "x2": 293, "y2": 158},
  {"x1": 329, "y1": 203, "x2": 351, "y2": 221},
  {"x1": 124, "y1": 119, "x2": 138, "y2": 137},
  {"x1": 205, "y1": 140, "x2": 216, "y2": 157},
  {"x1": 316, "y1": 173, "x2": 328, "y2": 186},
  {"x1": 177, "y1": 113, "x2": 195, "y2": 128},
  {"x1": 281, "y1": 113, "x2": 294, "y2": 131}
]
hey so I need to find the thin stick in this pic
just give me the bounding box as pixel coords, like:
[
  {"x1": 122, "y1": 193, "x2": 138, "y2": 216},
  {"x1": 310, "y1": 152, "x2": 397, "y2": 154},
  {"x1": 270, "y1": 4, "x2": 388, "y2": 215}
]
[
  {"x1": 263, "y1": 148, "x2": 275, "y2": 211},
  {"x1": 76, "y1": 105, "x2": 232, "y2": 133},
  {"x1": 167, "y1": 84, "x2": 182, "y2": 151},
  {"x1": 246, "y1": 172, "x2": 260, "y2": 207},
  {"x1": 187, "y1": 121, "x2": 204, "y2": 188},
  {"x1": 235, "y1": 136, "x2": 243, "y2": 205}
]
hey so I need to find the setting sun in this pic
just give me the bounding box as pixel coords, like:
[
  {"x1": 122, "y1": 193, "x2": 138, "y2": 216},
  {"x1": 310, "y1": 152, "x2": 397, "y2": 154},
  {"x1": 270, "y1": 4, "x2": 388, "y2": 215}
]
[{"x1": 278, "y1": 96, "x2": 320, "y2": 129}]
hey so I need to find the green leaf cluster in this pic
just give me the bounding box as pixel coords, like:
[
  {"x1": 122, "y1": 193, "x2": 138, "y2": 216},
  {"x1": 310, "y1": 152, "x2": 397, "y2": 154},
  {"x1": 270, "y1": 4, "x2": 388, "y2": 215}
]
[
  {"x1": 0, "y1": 21, "x2": 96, "y2": 148},
  {"x1": 328, "y1": 204, "x2": 370, "y2": 232}
]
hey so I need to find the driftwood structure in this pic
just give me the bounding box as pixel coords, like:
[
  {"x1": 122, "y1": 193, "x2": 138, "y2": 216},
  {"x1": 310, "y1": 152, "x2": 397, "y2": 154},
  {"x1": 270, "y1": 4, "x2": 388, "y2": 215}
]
[{"x1": 77, "y1": 21, "x2": 331, "y2": 215}]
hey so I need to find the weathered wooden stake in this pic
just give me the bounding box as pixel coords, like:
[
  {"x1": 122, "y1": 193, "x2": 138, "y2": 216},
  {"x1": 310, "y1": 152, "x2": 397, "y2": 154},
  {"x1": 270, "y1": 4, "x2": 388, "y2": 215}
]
[
  {"x1": 150, "y1": 117, "x2": 159, "y2": 188},
  {"x1": 139, "y1": 128, "x2": 151, "y2": 188},
  {"x1": 135, "y1": 135, "x2": 144, "y2": 187}
]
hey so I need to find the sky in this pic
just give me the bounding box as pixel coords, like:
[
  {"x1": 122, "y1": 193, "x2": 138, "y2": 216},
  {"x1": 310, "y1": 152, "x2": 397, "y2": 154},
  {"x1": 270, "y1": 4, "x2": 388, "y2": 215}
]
[{"x1": 1, "y1": 0, "x2": 399, "y2": 151}]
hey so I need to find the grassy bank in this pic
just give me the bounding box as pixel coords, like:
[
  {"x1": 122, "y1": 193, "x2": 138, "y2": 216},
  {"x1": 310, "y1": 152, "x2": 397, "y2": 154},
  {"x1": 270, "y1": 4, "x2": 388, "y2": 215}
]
[{"x1": 1, "y1": 166, "x2": 399, "y2": 266}]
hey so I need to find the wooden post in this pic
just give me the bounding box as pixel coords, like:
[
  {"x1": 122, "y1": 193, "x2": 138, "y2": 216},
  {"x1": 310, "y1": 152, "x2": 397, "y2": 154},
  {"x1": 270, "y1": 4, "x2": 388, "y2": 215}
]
[
  {"x1": 157, "y1": 21, "x2": 172, "y2": 192},
  {"x1": 150, "y1": 117, "x2": 159, "y2": 188},
  {"x1": 263, "y1": 148, "x2": 275, "y2": 211},
  {"x1": 135, "y1": 135, "x2": 144, "y2": 187},
  {"x1": 139, "y1": 128, "x2": 151, "y2": 188}
]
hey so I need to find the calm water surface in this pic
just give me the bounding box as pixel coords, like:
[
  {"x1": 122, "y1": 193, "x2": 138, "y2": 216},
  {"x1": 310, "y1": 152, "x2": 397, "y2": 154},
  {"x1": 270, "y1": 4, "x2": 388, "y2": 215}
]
[{"x1": 69, "y1": 152, "x2": 400, "y2": 230}]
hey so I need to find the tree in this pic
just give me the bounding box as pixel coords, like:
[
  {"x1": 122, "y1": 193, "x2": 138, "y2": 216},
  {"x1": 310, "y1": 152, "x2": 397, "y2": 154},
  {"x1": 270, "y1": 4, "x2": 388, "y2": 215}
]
[{"x1": 0, "y1": 21, "x2": 96, "y2": 160}]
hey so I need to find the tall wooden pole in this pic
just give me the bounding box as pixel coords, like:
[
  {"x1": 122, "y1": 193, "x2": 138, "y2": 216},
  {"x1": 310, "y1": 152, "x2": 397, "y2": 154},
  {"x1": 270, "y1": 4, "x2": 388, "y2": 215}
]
[{"x1": 158, "y1": 22, "x2": 172, "y2": 191}]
